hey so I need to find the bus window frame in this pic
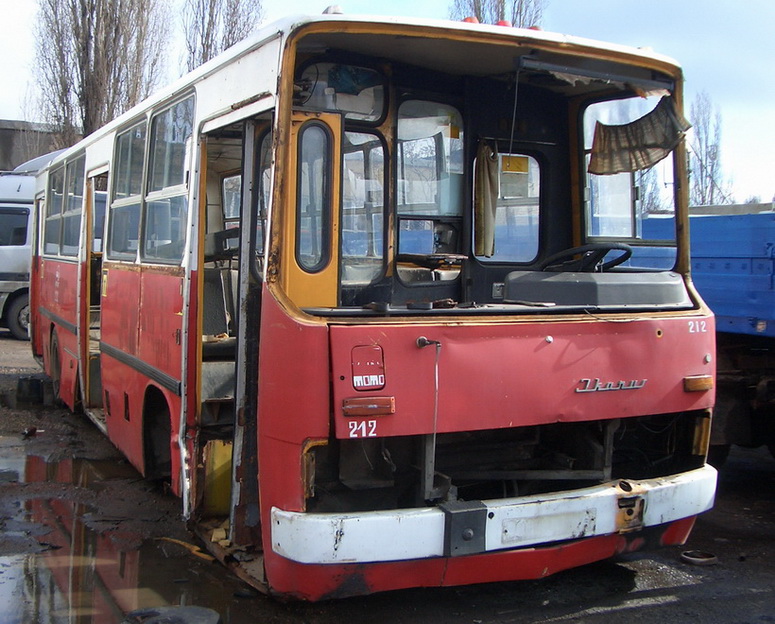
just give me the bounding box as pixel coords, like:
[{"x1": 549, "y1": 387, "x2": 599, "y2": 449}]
[
  {"x1": 107, "y1": 119, "x2": 148, "y2": 262},
  {"x1": 340, "y1": 129, "x2": 387, "y2": 288},
  {"x1": 60, "y1": 155, "x2": 86, "y2": 258},
  {"x1": 43, "y1": 164, "x2": 65, "y2": 256},
  {"x1": 473, "y1": 149, "x2": 542, "y2": 266},
  {"x1": 142, "y1": 94, "x2": 195, "y2": 265},
  {"x1": 295, "y1": 120, "x2": 333, "y2": 274}
]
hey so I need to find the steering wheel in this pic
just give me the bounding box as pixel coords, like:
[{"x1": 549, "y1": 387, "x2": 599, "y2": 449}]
[{"x1": 537, "y1": 243, "x2": 633, "y2": 272}]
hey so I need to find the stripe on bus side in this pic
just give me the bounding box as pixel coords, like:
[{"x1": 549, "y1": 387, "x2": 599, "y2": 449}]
[
  {"x1": 39, "y1": 306, "x2": 78, "y2": 337},
  {"x1": 100, "y1": 341, "x2": 182, "y2": 396}
]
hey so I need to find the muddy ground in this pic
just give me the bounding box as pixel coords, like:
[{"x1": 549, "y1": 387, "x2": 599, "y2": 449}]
[{"x1": 0, "y1": 330, "x2": 774, "y2": 623}]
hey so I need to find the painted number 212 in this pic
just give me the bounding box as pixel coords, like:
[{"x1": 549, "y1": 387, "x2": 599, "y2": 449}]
[
  {"x1": 348, "y1": 420, "x2": 377, "y2": 438},
  {"x1": 688, "y1": 320, "x2": 708, "y2": 333}
]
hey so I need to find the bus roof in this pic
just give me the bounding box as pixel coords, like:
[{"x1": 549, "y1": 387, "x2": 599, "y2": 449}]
[{"x1": 39, "y1": 12, "x2": 682, "y2": 171}]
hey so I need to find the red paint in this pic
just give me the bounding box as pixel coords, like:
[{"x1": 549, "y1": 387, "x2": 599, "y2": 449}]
[
  {"x1": 255, "y1": 292, "x2": 714, "y2": 599},
  {"x1": 330, "y1": 318, "x2": 714, "y2": 439}
]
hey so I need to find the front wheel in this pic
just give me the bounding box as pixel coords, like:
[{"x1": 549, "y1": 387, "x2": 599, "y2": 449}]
[{"x1": 7, "y1": 294, "x2": 30, "y2": 340}]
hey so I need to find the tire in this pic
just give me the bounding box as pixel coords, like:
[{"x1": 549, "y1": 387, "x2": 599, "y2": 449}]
[
  {"x1": 50, "y1": 329, "x2": 63, "y2": 405},
  {"x1": 707, "y1": 444, "x2": 730, "y2": 468},
  {"x1": 7, "y1": 294, "x2": 30, "y2": 340}
]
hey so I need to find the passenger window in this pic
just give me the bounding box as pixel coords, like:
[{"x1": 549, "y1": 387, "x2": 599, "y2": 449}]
[
  {"x1": 108, "y1": 122, "x2": 146, "y2": 260},
  {"x1": 144, "y1": 95, "x2": 194, "y2": 262},
  {"x1": 474, "y1": 151, "x2": 540, "y2": 263},
  {"x1": 341, "y1": 132, "x2": 384, "y2": 285},
  {"x1": 61, "y1": 156, "x2": 85, "y2": 257},
  {"x1": 44, "y1": 166, "x2": 64, "y2": 255},
  {"x1": 113, "y1": 123, "x2": 146, "y2": 199},
  {"x1": 296, "y1": 123, "x2": 331, "y2": 273}
]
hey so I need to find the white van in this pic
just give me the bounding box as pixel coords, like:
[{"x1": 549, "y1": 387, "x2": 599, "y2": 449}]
[{"x1": 0, "y1": 170, "x2": 35, "y2": 339}]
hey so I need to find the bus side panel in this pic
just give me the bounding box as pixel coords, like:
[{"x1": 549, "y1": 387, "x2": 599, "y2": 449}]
[
  {"x1": 101, "y1": 264, "x2": 143, "y2": 470},
  {"x1": 38, "y1": 258, "x2": 80, "y2": 409},
  {"x1": 256, "y1": 289, "x2": 332, "y2": 589},
  {"x1": 30, "y1": 250, "x2": 44, "y2": 358},
  {"x1": 101, "y1": 264, "x2": 141, "y2": 356},
  {"x1": 100, "y1": 357, "x2": 152, "y2": 473},
  {"x1": 256, "y1": 287, "x2": 331, "y2": 493},
  {"x1": 137, "y1": 268, "x2": 184, "y2": 380}
]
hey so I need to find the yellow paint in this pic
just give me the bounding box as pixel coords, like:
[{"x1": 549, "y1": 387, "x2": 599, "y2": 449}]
[
  {"x1": 502, "y1": 155, "x2": 529, "y2": 174},
  {"x1": 202, "y1": 439, "x2": 233, "y2": 517},
  {"x1": 280, "y1": 111, "x2": 342, "y2": 308}
]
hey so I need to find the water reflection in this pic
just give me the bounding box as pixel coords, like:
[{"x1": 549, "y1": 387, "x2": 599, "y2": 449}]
[{"x1": 0, "y1": 441, "x2": 261, "y2": 624}]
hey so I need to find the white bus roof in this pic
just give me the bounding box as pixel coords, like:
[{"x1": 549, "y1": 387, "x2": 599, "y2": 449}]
[{"x1": 40, "y1": 12, "x2": 682, "y2": 171}]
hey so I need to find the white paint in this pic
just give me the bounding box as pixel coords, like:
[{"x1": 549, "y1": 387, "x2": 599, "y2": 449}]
[{"x1": 271, "y1": 465, "x2": 717, "y2": 564}]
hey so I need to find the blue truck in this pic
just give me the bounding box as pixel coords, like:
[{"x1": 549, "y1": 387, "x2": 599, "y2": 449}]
[{"x1": 685, "y1": 207, "x2": 775, "y2": 461}]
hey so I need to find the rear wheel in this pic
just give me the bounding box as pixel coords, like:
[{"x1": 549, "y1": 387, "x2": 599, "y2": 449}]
[
  {"x1": 7, "y1": 294, "x2": 29, "y2": 340},
  {"x1": 50, "y1": 329, "x2": 63, "y2": 404}
]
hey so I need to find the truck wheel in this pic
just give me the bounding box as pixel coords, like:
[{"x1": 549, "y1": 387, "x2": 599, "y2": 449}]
[{"x1": 7, "y1": 294, "x2": 30, "y2": 340}]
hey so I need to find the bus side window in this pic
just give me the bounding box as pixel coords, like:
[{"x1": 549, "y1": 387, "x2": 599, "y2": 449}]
[
  {"x1": 144, "y1": 96, "x2": 195, "y2": 263},
  {"x1": 44, "y1": 166, "x2": 65, "y2": 255},
  {"x1": 108, "y1": 122, "x2": 146, "y2": 260},
  {"x1": 61, "y1": 156, "x2": 85, "y2": 257}
]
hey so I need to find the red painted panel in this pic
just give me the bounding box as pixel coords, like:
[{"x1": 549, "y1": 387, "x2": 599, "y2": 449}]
[
  {"x1": 102, "y1": 356, "x2": 147, "y2": 472},
  {"x1": 101, "y1": 264, "x2": 141, "y2": 356},
  {"x1": 38, "y1": 258, "x2": 79, "y2": 328},
  {"x1": 257, "y1": 289, "x2": 332, "y2": 547},
  {"x1": 138, "y1": 268, "x2": 184, "y2": 379},
  {"x1": 29, "y1": 254, "x2": 43, "y2": 357},
  {"x1": 257, "y1": 288, "x2": 331, "y2": 445},
  {"x1": 34, "y1": 258, "x2": 81, "y2": 409},
  {"x1": 330, "y1": 316, "x2": 715, "y2": 439}
]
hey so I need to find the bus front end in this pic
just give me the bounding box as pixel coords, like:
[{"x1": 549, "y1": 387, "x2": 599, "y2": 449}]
[{"x1": 251, "y1": 17, "x2": 716, "y2": 600}]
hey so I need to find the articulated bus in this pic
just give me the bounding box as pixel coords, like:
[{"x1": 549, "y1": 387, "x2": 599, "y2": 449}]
[{"x1": 31, "y1": 12, "x2": 717, "y2": 600}]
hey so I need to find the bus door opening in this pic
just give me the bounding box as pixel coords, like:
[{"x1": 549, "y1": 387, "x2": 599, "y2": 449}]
[
  {"x1": 83, "y1": 173, "x2": 107, "y2": 409},
  {"x1": 196, "y1": 118, "x2": 272, "y2": 544}
]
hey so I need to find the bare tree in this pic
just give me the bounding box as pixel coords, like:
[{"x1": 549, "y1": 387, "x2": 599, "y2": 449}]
[
  {"x1": 34, "y1": 0, "x2": 169, "y2": 148},
  {"x1": 689, "y1": 90, "x2": 732, "y2": 206},
  {"x1": 183, "y1": 0, "x2": 264, "y2": 72},
  {"x1": 449, "y1": 0, "x2": 546, "y2": 27}
]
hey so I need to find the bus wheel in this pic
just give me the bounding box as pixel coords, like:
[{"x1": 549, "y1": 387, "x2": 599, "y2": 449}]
[
  {"x1": 7, "y1": 294, "x2": 30, "y2": 341},
  {"x1": 50, "y1": 329, "x2": 63, "y2": 404}
]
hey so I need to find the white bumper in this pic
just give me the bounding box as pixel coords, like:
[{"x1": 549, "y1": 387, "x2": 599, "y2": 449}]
[{"x1": 271, "y1": 465, "x2": 717, "y2": 564}]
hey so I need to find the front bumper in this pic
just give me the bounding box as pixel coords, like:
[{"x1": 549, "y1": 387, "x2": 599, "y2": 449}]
[{"x1": 271, "y1": 465, "x2": 717, "y2": 564}]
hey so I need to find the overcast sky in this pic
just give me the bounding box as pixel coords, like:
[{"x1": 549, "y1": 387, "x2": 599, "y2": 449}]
[{"x1": 2, "y1": 0, "x2": 772, "y2": 201}]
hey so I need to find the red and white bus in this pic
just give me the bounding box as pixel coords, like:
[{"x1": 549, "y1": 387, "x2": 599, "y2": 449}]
[{"x1": 31, "y1": 12, "x2": 717, "y2": 600}]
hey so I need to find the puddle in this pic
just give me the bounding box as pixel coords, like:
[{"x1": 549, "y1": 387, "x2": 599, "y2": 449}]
[{"x1": 0, "y1": 437, "x2": 277, "y2": 624}]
